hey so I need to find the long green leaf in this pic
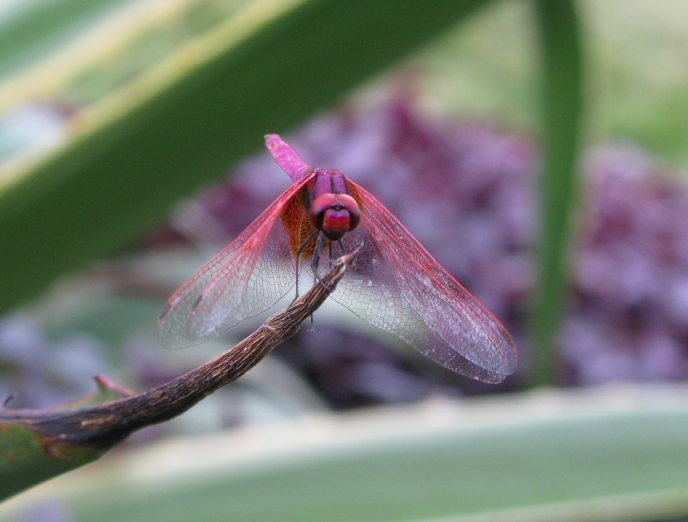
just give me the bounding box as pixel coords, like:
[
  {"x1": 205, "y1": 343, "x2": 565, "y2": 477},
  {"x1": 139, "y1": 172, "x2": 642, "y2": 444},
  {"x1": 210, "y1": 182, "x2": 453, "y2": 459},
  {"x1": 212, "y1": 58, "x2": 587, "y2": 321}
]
[
  {"x1": 0, "y1": 0, "x2": 490, "y2": 315},
  {"x1": 530, "y1": 0, "x2": 584, "y2": 385},
  {"x1": 2, "y1": 387, "x2": 688, "y2": 521},
  {"x1": 0, "y1": 0, "x2": 130, "y2": 77}
]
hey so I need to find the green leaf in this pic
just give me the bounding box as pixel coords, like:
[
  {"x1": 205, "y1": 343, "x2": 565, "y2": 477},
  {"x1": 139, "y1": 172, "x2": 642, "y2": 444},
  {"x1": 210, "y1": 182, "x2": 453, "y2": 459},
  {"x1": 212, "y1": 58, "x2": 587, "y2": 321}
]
[
  {"x1": 529, "y1": 0, "x2": 584, "y2": 385},
  {"x1": 0, "y1": 0, "x2": 131, "y2": 78},
  {"x1": 3, "y1": 387, "x2": 688, "y2": 521},
  {"x1": 0, "y1": 0, "x2": 491, "y2": 315}
]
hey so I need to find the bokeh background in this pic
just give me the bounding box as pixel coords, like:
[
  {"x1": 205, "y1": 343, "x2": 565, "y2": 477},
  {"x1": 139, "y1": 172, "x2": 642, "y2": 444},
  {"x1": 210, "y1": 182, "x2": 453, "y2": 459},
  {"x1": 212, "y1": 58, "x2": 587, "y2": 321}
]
[{"x1": 2, "y1": 0, "x2": 688, "y2": 520}]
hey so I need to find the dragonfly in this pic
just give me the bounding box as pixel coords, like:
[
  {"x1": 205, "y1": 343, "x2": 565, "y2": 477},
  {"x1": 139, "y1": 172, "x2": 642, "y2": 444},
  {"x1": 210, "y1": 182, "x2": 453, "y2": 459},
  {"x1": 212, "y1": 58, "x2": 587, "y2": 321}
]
[{"x1": 158, "y1": 134, "x2": 517, "y2": 383}]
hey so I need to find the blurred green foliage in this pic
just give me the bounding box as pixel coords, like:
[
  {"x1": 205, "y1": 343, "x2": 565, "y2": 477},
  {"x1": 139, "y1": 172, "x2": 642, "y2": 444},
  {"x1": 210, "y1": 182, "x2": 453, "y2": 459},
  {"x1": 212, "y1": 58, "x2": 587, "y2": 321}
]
[
  {"x1": 3, "y1": 391, "x2": 688, "y2": 521},
  {"x1": 0, "y1": 0, "x2": 129, "y2": 77}
]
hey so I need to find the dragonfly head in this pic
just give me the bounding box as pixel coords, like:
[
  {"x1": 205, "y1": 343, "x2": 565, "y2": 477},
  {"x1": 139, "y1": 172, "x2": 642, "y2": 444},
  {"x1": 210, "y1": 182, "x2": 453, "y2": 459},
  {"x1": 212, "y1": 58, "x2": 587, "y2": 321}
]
[{"x1": 309, "y1": 193, "x2": 361, "y2": 240}]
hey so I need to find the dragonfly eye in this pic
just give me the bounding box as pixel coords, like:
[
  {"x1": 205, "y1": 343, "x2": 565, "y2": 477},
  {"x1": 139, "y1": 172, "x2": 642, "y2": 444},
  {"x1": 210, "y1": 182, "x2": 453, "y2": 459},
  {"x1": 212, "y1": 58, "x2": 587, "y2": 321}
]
[
  {"x1": 337, "y1": 194, "x2": 360, "y2": 229},
  {"x1": 309, "y1": 193, "x2": 361, "y2": 239}
]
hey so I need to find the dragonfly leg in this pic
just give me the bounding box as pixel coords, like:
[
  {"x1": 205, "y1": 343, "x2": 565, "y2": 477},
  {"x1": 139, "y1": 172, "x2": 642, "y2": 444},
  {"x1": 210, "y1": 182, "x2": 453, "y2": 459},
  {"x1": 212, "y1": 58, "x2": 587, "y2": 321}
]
[
  {"x1": 291, "y1": 229, "x2": 319, "y2": 305},
  {"x1": 310, "y1": 233, "x2": 332, "y2": 291},
  {"x1": 325, "y1": 239, "x2": 350, "y2": 270},
  {"x1": 337, "y1": 239, "x2": 348, "y2": 257},
  {"x1": 306, "y1": 233, "x2": 329, "y2": 333},
  {"x1": 293, "y1": 255, "x2": 301, "y2": 300},
  {"x1": 328, "y1": 241, "x2": 335, "y2": 269}
]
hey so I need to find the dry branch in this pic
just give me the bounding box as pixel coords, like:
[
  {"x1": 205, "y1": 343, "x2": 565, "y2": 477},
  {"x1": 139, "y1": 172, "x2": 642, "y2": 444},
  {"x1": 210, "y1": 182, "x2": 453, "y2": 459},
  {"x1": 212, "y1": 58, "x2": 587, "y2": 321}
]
[{"x1": 0, "y1": 250, "x2": 358, "y2": 450}]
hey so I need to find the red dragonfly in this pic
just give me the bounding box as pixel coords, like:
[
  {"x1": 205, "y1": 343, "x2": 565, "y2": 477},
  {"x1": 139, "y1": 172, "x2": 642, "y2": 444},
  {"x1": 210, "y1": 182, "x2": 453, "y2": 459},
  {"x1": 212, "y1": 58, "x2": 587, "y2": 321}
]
[{"x1": 158, "y1": 135, "x2": 517, "y2": 383}]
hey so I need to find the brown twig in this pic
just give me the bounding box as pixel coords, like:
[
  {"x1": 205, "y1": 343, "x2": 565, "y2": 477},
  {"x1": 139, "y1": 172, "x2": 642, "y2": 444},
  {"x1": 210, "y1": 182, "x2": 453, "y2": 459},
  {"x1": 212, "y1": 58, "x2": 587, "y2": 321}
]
[{"x1": 0, "y1": 249, "x2": 359, "y2": 450}]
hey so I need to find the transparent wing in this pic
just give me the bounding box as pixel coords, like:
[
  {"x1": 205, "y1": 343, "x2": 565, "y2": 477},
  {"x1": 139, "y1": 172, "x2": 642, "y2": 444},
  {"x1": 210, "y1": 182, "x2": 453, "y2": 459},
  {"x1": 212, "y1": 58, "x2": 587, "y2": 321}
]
[
  {"x1": 158, "y1": 175, "x2": 312, "y2": 348},
  {"x1": 330, "y1": 182, "x2": 517, "y2": 383}
]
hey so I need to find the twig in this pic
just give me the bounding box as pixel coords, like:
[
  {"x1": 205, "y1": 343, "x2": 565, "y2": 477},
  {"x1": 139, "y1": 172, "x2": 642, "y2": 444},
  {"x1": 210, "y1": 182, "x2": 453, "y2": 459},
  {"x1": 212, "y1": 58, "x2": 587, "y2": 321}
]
[{"x1": 0, "y1": 249, "x2": 358, "y2": 450}]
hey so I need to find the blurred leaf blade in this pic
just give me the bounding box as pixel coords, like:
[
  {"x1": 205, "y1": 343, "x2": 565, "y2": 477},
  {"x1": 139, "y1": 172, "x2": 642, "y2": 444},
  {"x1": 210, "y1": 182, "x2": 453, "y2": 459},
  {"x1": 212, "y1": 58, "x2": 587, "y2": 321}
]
[
  {"x1": 0, "y1": 0, "x2": 132, "y2": 78},
  {"x1": 3, "y1": 388, "x2": 688, "y2": 521},
  {"x1": 530, "y1": 0, "x2": 584, "y2": 385},
  {"x1": 0, "y1": 0, "x2": 492, "y2": 315}
]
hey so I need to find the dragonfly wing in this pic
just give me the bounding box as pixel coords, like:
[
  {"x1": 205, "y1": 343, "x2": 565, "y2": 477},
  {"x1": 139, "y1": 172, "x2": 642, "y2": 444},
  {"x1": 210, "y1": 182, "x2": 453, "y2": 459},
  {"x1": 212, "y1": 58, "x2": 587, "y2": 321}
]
[
  {"x1": 331, "y1": 183, "x2": 517, "y2": 383},
  {"x1": 158, "y1": 175, "x2": 312, "y2": 348}
]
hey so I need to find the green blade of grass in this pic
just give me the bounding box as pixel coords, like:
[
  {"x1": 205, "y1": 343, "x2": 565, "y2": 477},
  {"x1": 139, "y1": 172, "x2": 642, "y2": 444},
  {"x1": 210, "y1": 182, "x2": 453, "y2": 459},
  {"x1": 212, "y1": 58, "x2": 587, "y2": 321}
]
[{"x1": 530, "y1": 0, "x2": 584, "y2": 385}]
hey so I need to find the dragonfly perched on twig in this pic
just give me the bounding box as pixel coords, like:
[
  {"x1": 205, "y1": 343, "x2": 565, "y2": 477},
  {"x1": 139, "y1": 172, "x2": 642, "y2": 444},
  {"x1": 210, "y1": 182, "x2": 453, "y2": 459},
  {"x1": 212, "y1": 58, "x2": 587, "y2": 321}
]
[{"x1": 158, "y1": 135, "x2": 517, "y2": 383}]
